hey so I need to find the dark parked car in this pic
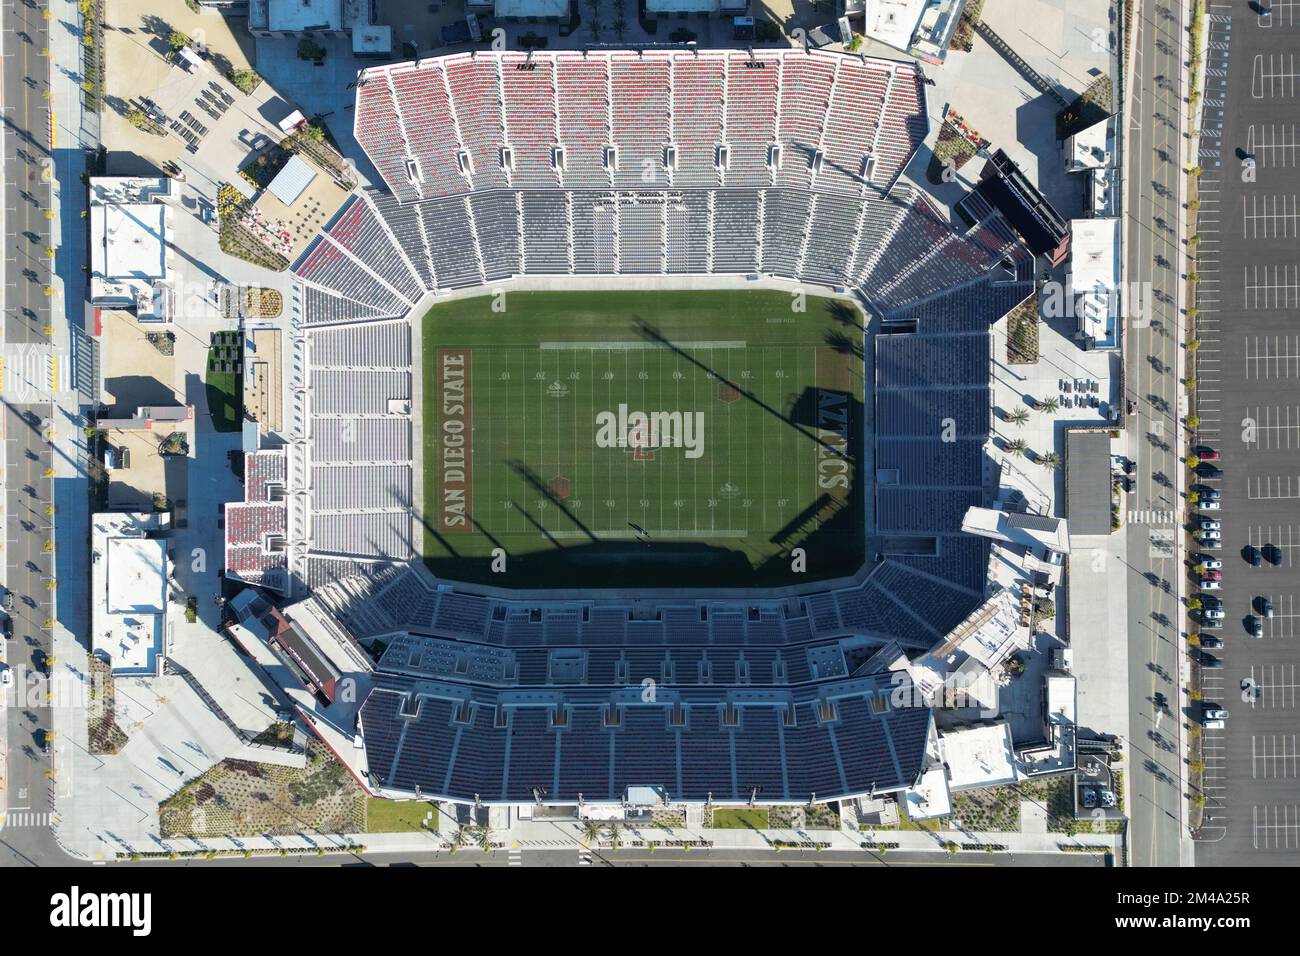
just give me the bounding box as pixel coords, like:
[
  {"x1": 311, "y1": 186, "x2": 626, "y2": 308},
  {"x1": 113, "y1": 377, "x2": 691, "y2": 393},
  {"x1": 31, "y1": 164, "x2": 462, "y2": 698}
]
[
  {"x1": 1259, "y1": 597, "x2": 1274, "y2": 619},
  {"x1": 1200, "y1": 635, "x2": 1224, "y2": 650},
  {"x1": 1247, "y1": 545, "x2": 1263, "y2": 567},
  {"x1": 1200, "y1": 651, "x2": 1224, "y2": 668},
  {"x1": 1264, "y1": 543, "x2": 1283, "y2": 566}
]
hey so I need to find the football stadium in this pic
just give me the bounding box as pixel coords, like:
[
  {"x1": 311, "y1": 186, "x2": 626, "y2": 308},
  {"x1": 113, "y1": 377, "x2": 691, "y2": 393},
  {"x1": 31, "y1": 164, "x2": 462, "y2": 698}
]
[{"x1": 224, "y1": 47, "x2": 1041, "y2": 808}]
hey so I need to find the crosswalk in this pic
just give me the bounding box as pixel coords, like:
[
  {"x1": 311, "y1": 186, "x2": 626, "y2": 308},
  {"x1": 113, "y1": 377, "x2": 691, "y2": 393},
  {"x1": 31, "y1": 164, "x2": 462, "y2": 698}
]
[
  {"x1": 1, "y1": 811, "x2": 54, "y2": 829},
  {"x1": 507, "y1": 846, "x2": 523, "y2": 866},
  {"x1": 578, "y1": 847, "x2": 592, "y2": 866}
]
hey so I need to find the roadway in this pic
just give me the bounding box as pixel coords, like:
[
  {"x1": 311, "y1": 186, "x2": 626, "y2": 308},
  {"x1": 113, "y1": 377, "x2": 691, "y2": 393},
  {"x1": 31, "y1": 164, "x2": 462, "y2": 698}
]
[
  {"x1": 1122, "y1": 0, "x2": 1194, "y2": 867},
  {"x1": 1, "y1": 0, "x2": 66, "y2": 867}
]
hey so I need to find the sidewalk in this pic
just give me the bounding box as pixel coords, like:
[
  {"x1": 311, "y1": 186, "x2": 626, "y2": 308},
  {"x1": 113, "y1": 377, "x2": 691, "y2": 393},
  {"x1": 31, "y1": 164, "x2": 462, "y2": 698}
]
[{"x1": 104, "y1": 817, "x2": 1124, "y2": 861}]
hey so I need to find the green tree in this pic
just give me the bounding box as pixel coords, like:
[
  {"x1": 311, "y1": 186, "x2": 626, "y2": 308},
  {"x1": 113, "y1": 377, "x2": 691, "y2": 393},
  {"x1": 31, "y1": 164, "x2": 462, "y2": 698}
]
[
  {"x1": 604, "y1": 823, "x2": 623, "y2": 850},
  {"x1": 1005, "y1": 438, "x2": 1028, "y2": 458},
  {"x1": 1036, "y1": 396, "x2": 1060, "y2": 415},
  {"x1": 1006, "y1": 407, "x2": 1031, "y2": 427},
  {"x1": 1038, "y1": 451, "x2": 1061, "y2": 469}
]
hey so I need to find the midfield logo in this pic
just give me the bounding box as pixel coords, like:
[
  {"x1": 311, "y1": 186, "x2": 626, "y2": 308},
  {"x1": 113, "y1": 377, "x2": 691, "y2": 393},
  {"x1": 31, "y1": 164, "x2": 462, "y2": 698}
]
[{"x1": 595, "y1": 404, "x2": 705, "y2": 459}]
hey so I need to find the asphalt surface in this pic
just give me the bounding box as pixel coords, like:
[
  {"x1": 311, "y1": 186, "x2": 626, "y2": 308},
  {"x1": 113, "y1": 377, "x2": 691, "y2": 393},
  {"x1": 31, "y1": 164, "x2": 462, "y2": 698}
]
[
  {"x1": 1190, "y1": 0, "x2": 1300, "y2": 866},
  {"x1": 1123, "y1": 0, "x2": 1193, "y2": 868},
  {"x1": 138, "y1": 846, "x2": 1109, "y2": 868},
  {"x1": 1, "y1": 0, "x2": 65, "y2": 867}
]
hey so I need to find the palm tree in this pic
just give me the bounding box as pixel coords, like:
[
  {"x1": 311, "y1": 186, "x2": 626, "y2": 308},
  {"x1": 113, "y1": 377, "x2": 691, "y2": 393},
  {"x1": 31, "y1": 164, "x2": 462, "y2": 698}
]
[
  {"x1": 1036, "y1": 397, "x2": 1060, "y2": 415},
  {"x1": 1007, "y1": 407, "x2": 1030, "y2": 427},
  {"x1": 1005, "y1": 438, "x2": 1028, "y2": 458},
  {"x1": 474, "y1": 825, "x2": 495, "y2": 854},
  {"x1": 580, "y1": 819, "x2": 604, "y2": 846},
  {"x1": 1038, "y1": 451, "x2": 1061, "y2": 469},
  {"x1": 448, "y1": 827, "x2": 469, "y2": 855},
  {"x1": 604, "y1": 823, "x2": 623, "y2": 850}
]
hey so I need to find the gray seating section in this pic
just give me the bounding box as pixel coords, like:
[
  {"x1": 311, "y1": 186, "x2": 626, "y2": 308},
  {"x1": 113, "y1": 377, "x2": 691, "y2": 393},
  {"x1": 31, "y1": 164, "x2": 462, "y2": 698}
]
[
  {"x1": 312, "y1": 418, "x2": 411, "y2": 463},
  {"x1": 308, "y1": 320, "x2": 410, "y2": 369},
  {"x1": 310, "y1": 370, "x2": 410, "y2": 415}
]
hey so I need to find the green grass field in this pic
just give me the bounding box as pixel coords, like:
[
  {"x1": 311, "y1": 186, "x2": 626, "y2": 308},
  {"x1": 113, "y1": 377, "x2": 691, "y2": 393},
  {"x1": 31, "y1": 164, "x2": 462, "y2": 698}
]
[{"x1": 421, "y1": 290, "x2": 866, "y2": 588}]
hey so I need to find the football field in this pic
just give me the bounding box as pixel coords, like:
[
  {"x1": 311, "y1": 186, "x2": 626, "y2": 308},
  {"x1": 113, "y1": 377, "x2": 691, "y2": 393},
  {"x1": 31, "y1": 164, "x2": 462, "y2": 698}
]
[{"x1": 421, "y1": 290, "x2": 866, "y2": 587}]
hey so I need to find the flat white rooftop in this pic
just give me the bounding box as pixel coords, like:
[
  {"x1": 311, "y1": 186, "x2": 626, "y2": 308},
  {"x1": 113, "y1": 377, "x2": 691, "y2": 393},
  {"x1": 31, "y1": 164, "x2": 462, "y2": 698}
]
[
  {"x1": 106, "y1": 537, "x2": 167, "y2": 614},
  {"x1": 1068, "y1": 117, "x2": 1113, "y2": 170},
  {"x1": 903, "y1": 765, "x2": 951, "y2": 820},
  {"x1": 92, "y1": 512, "x2": 168, "y2": 674},
  {"x1": 1070, "y1": 217, "x2": 1120, "y2": 290},
  {"x1": 940, "y1": 722, "x2": 1021, "y2": 790},
  {"x1": 92, "y1": 204, "x2": 166, "y2": 281},
  {"x1": 268, "y1": 0, "x2": 341, "y2": 32},
  {"x1": 498, "y1": 0, "x2": 570, "y2": 14},
  {"x1": 862, "y1": 0, "x2": 926, "y2": 51}
]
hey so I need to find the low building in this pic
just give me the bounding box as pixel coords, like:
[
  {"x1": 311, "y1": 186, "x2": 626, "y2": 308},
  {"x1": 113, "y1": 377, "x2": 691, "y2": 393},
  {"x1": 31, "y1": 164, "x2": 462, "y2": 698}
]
[
  {"x1": 96, "y1": 406, "x2": 195, "y2": 512},
  {"x1": 490, "y1": 0, "x2": 570, "y2": 19},
  {"x1": 92, "y1": 512, "x2": 171, "y2": 675},
  {"x1": 1065, "y1": 430, "x2": 1114, "y2": 535},
  {"x1": 843, "y1": 0, "x2": 966, "y2": 61},
  {"x1": 903, "y1": 722, "x2": 1020, "y2": 819},
  {"x1": 644, "y1": 0, "x2": 747, "y2": 17},
  {"x1": 1069, "y1": 217, "x2": 1121, "y2": 349},
  {"x1": 89, "y1": 177, "x2": 177, "y2": 322},
  {"x1": 249, "y1": 0, "x2": 385, "y2": 41}
]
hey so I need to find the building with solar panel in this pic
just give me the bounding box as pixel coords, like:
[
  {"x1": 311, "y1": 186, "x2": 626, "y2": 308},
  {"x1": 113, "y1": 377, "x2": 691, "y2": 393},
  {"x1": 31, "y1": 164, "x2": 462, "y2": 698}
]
[{"x1": 219, "y1": 46, "x2": 1062, "y2": 812}]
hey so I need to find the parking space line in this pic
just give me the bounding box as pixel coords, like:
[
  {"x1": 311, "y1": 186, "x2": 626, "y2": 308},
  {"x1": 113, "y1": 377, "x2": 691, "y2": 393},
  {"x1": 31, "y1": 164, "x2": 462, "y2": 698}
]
[{"x1": 1247, "y1": 476, "x2": 1300, "y2": 499}]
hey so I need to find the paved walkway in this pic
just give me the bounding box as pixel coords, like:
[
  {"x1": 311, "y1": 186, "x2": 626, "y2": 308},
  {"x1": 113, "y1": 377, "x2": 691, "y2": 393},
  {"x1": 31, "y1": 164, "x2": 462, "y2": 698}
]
[{"x1": 105, "y1": 816, "x2": 1122, "y2": 862}]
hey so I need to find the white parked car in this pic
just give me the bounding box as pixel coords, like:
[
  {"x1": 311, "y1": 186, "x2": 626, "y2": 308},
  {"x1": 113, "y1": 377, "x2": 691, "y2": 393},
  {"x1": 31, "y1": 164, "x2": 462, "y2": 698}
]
[
  {"x1": 1197, "y1": 529, "x2": 1222, "y2": 541},
  {"x1": 0, "y1": 666, "x2": 11, "y2": 686},
  {"x1": 1202, "y1": 608, "x2": 1225, "y2": 620},
  {"x1": 1200, "y1": 557, "x2": 1223, "y2": 570},
  {"x1": 1201, "y1": 580, "x2": 1222, "y2": 590},
  {"x1": 1200, "y1": 501, "x2": 1221, "y2": 511},
  {"x1": 1199, "y1": 519, "x2": 1221, "y2": 531}
]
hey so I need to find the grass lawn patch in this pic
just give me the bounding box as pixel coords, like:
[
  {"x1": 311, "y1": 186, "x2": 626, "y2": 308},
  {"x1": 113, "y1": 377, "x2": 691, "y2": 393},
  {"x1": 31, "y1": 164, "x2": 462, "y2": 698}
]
[
  {"x1": 365, "y1": 798, "x2": 440, "y2": 833},
  {"x1": 205, "y1": 370, "x2": 242, "y2": 432},
  {"x1": 205, "y1": 332, "x2": 243, "y2": 432},
  {"x1": 712, "y1": 807, "x2": 769, "y2": 829}
]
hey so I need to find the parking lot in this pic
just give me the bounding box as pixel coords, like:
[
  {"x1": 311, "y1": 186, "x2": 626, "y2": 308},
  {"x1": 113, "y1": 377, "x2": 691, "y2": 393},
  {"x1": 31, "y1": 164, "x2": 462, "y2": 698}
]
[{"x1": 1190, "y1": 1, "x2": 1300, "y2": 865}]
